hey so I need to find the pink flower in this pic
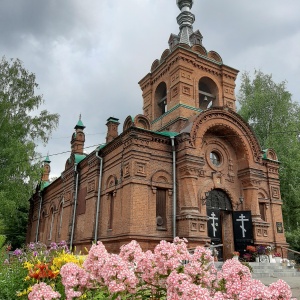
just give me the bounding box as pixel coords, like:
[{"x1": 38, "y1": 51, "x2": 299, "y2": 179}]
[
  {"x1": 166, "y1": 270, "x2": 211, "y2": 299},
  {"x1": 60, "y1": 262, "x2": 90, "y2": 300},
  {"x1": 268, "y1": 279, "x2": 292, "y2": 299},
  {"x1": 83, "y1": 241, "x2": 109, "y2": 283},
  {"x1": 28, "y1": 282, "x2": 61, "y2": 300},
  {"x1": 184, "y1": 246, "x2": 217, "y2": 288},
  {"x1": 100, "y1": 253, "x2": 138, "y2": 294},
  {"x1": 119, "y1": 240, "x2": 144, "y2": 267}
]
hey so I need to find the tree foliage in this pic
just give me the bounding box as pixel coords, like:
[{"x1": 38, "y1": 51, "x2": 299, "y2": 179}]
[
  {"x1": 238, "y1": 70, "x2": 300, "y2": 233},
  {"x1": 0, "y1": 57, "x2": 59, "y2": 248}
]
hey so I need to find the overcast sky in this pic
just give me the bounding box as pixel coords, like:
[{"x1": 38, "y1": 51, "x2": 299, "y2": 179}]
[{"x1": 1, "y1": 0, "x2": 300, "y2": 178}]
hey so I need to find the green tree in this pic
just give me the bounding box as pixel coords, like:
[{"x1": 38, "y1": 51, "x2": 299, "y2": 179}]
[
  {"x1": 238, "y1": 70, "x2": 300, "y2": 233},
  {"x1": 0, "y1": 57, "x2": 59, "y2": 248}
]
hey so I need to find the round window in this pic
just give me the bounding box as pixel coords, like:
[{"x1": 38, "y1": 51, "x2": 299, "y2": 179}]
[{"x1": 210, "y1": 151, "x2": 221, "y2": 166}]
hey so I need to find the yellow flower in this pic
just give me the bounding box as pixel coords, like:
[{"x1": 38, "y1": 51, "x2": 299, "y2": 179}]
[
  {"x1": 52, "y1": 252, "x2": 86, "y2": 270},
  {"x1": 16, "y1": 286, "x2": 32, "y2": 297},
  {"x1": 23, "y1": 261, "x2": 34, "y2": 270}
]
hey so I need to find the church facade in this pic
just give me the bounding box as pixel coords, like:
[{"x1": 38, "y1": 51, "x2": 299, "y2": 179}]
[{"x1": 27, "y1": 0, "x2": 288, "y2": 260}]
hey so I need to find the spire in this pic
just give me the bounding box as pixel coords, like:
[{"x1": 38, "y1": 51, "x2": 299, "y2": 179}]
[
  {"x1": 43, "y1": 153, "x2": 51, "y2": 164},
  {"x1": 75, "y1": 114, "x2": 85, "y2": 130},
  {"x1": 71, "y1": 115, "x2": 85, "y2": 154},
  {"x1": 176, "y1": 0, "x2": 195, "y2": 47},
  {"x1": 169, "y1": 0, "x2": 202, "y2": 50}
]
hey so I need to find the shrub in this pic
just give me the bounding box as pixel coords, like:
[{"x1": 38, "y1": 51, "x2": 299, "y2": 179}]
[{"x1": 0, "y1": 238, "x2": 294, "y2": 299}]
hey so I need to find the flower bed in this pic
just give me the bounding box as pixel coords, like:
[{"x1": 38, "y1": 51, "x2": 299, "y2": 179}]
[{"x1": 0, "y1": 238, "x2": 295, "y2": 299}]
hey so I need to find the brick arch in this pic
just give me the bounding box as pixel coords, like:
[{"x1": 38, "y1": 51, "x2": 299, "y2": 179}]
[
  {"x1": 197, "y1": 75, "x2": 222, "y2": 109},
  {"x1": 198, "y1": 182, "x2": 236, "y2": 213},
  {"x1": 154, "y1": 81, "x2": 168, "y2": 120},
  {"x1": 123, "y1": 116, "x2": 134, "y2": 132},
  {"x1": 134, "y1": 114, "x2": 151, "y2": 130},
  {"x1": 106, "y1": 174, "x2": 118, "y2": 189},
  {"x1": 264, "y1": 148, "x2": 278, "y2": 161},
  {"x1": 151, "y1": 170, "x2": 172, "y2": 190},
  {"x1": 207, "y1": 51, "x2": 223, "y2": 63},
  {"x1": 258, "y1": 188, "x2": 270, "y2": 200},
  {"x1": 191, "y1": 108, "x2": 262, "y2": 166},
  {"x1": 49, "y1": 199, "x2": 57, "y2": 212},
  {"x1": 160, "y1": 49, "x2": 170, "y2": 62}
]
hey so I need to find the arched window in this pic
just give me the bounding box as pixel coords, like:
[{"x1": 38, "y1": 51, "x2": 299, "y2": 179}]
[
  {"x1": 57, "y1": 201, "x2": 64, "y2": 238},
  {"x1": 198, "y1": 77, "x2": 218, "y2": 110},
  {"x1": 108, "y1": 192, "x2": 114, "y2": 230},
  {"x1": 39, "y1": 211, "x2": 46, "y2": 241},
  {"x1": 48, "y1": 207, "x2": 54, "y2": 240},
  {"x1": 154, "y1": 82, "x2": 167, "y2": 119},
  {"x1": 259, "y1": 203, "x2": 266, "y2": 221},
  {"x1": 156, "y1": 188, "x2": 167, "y2": 229}
]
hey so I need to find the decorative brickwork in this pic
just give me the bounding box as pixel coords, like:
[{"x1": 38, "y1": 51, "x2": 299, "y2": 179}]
[{"x1": 27, "y1": 0, "x2": 287, "y2": 258}]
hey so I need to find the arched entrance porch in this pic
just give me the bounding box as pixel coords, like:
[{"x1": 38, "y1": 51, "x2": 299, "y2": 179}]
[
  {"x1": 206, "y1": 189, "x2": 234, "y2": 261},
  {"x1": 206, "y1": 189, "x2": 254, "y2": 261}
]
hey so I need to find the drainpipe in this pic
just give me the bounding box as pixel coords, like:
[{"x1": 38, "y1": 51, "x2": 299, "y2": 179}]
[
  {"x1": 94, "y1": 151, "x2": 103, "y2": 243},
  {"x1": 171, "y1": 136, "x2": 176, "y2": 239},
  {"x1": 70, "y1": 163, "x2": 79, "y2": 250},
  {"x1": 35, "y1": 191, "x2": 43, "y2": 242}
]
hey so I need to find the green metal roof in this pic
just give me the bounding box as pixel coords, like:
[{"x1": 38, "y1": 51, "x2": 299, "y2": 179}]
[
  {"x1": 40, "y1": 181, "x2": 50, "y2": 191},
  {"x1": 156, "y1": 131, "x2": 179, "y2": 137},
  {"x1": 43, "y1": 155, "x2": 51, "y2": 164},
  {"x1": 262, "y1": 149, "x2": 267, "y2": 160},
  {"x1": 106, "y1": 117, "x2": 120, "y2": 124},
  {"x1": 151, "y1": 103, "x2": 202, "y2": 124},
  {"x1": 95, "y1": 144, "x2": 106, "y2": 151},
  {"x1": 262, "y1": 149, "x2": 279, "y2": 162},
  {"x1": 75, "y1": 119, "x2": 85, "y2": 129},
  {"x1": 74, "y1": 154, "x2": 86, "y2": 164}
]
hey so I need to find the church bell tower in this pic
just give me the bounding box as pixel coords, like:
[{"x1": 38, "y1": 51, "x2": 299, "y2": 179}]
[{"x1": 138, "y1": 0, "x2": 239, "y2": 132}]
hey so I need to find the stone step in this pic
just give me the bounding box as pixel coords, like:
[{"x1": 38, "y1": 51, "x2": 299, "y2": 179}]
[{"x1": 213, "y1": 262, "x2": 300, "y2": 278}]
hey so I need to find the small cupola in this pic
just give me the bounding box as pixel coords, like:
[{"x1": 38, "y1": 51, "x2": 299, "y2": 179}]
[
  {"x1": 71, "y1": 115, "x2": 86, "y2": 154},
  {"x1": 106, "y1": 117, "x2": 120, "y2": 143},
  {"x1": 41, "y1": 155, "x2": 51, "y2": 182}
]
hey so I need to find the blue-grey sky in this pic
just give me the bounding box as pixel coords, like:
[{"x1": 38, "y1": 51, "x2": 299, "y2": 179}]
[{"x1": 1, "y1": 0, "x2": 300, "y2": 178}]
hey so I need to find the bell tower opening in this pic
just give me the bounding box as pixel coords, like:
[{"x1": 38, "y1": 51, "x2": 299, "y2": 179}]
[
  {"x1": 199, "y1": 77, "x2": 218, "y2": 110},
  {"x1": 154, "y1": 82, "x2": 167, "y2": 119}
]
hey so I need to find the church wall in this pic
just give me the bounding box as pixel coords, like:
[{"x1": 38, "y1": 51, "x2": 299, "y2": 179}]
[{"x1": 26, "y1": 0, "x2": 288, "y2": 258}]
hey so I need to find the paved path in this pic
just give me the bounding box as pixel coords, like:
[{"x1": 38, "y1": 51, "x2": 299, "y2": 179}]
[{"x1": 259, "y1": 276, "x2": 300, "y2": 299}]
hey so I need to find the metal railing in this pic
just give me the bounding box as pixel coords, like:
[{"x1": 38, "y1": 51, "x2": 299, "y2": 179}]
[{"x1": 280, "y1": 246, "x2": 300, "y2": 259}]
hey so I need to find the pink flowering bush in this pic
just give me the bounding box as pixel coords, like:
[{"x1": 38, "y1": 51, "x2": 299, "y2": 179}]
[
  {"x1": 2, "y1": 238, "x2": 294, "y2": 299},
  {"x1": 58, "y1": 238, "x2": 294, "y2": 299},
  {"x1": 28, "y1": 282, "x2": 60, "y2": 300}
]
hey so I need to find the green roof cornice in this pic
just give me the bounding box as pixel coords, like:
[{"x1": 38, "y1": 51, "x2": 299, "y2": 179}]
[
  {"x1": 106, "y1": 117, "x2": 120, "y2": 124},
  {"x1": 151, "y1": 103, "x2": 202, "y2": 124},
  {"x1": 40, "y1": 181, "x2": 50, "y2": 191},
  {"x1": 156, "y1": 131, "x2": 179, "y2": 137},
  {"x1": 74, "y1": 154, "x2": 86, "y2": 164}
]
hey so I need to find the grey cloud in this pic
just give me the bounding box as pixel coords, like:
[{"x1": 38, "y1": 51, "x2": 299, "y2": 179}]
[{"x1": 1, "y1": 0, "x2": 300, "y2": 177}]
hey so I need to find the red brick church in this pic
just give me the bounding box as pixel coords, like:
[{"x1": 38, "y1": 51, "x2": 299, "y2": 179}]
[{"x1": 27, "y1": 0, "x2": 288, "y2": 260}]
